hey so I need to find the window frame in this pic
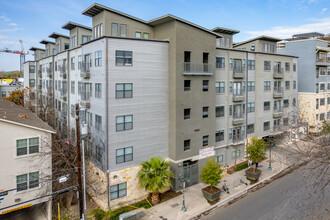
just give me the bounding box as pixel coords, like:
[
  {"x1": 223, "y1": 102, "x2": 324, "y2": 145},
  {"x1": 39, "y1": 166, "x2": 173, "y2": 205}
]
[
  {"x1": 110, "y1": 182, "x2": 127, "y2": 200},
  {"x1": 116, "y1": 115, "x2": 133, "y2": 132},
  {"x1": 16, "y1": 137, "x2": 40, "y2": 157},
  {"x1": 116, "y1": 146, "x2": 133, "y2": 164},
  {"x1": 116, "y1": 83, "x2": 133, "y2": 99}
]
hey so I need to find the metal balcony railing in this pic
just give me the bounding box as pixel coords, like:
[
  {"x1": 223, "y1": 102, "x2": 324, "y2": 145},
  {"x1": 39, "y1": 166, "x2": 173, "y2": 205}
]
[
  {"x1": 273, "y1": 107, "x2": 283, "y2": 113},
  {"x1": 233, "y1": 112, "x2": 244, "y2": 119},
  {"x1": 80, "y1": 62, "x2": 90, "y2": 78},
  {"x1": 233, "y1": 134, "x2": 244, "y2": 142},
  {"x1": 233, "y1": 66, "x2": 244, "y2": 73},
  {"x1": 183, "y1": 62, "x2": 213, "y2": 74},
  {"x1": 274, "y1": 87, "x2": 284, "y2": 94},
  {"x1": 60, "y1": 65, "x2": 66, "y2": 74},
  {"x1": 273, "y1": 67, "x2": 284, "y2": 74},
  {"x1": 81, "y1": 91, "x2": 90, "y2": 101},
  {"x1": 233, "y1": 90, "x2": 243, "y2": 96}
]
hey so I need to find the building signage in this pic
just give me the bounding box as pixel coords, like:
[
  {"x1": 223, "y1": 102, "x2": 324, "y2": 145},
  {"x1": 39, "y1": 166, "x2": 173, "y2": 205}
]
[
  {"x1": 1, "y1": 204, "x2": 32, "y2": 215},
  {"x1": 199, "y1": 146, "x2": 215, "y2": 159},
  {"x1": 0, "y1": 190, "x2": 8, "y2": 197}
]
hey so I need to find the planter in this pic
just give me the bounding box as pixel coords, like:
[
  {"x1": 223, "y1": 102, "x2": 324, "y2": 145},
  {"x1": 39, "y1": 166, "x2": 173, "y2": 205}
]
[
  {"x1": 202, "y1": 186, "x2": 221, "y2": 201},
  {"x1": 245, "y1": 168, "x2": 262, "y2": 181}
]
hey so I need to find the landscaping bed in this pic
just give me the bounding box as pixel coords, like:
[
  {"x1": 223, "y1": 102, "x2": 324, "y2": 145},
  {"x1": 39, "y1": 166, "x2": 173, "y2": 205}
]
[{"x1": 227, "y1": 160, "x2": 248, "y2": 174}]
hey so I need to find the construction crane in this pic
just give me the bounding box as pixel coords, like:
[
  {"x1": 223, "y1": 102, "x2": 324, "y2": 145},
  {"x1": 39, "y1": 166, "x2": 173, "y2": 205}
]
[{"x1": 0, "y1": 40, "x2": 29, "y2": 76}]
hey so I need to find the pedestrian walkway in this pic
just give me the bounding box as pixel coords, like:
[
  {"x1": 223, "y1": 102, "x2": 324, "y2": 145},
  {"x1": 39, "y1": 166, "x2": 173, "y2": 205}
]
[{"x1": 140, "y1": 144, "x2": 292, "y2": 220}]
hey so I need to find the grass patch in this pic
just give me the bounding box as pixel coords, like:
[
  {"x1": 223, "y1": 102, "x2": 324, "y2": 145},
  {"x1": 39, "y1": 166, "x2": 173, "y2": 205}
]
[{"x1": 233, "y1": 163, "x2": 249, "y2": 172}]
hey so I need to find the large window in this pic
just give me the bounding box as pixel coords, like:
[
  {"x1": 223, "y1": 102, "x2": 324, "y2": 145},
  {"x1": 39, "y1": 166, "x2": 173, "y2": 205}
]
[
  {"x1": 71, "y1": 57, "x2": 75, "y2": 70},
  {"x1": 216, "y1": 106, "x2": 225, "y2": 118},
  {"x1": 116, "y1": 51, "x2": 132, "y2": 66},
  {"x1": 95, "y1": 83, "x2": 102, "y2": 98},
  {"x1": 284, "y1": 99, "x2": 289, "y2": 108},
  {"x1": 120, "y1": 24, "x2": 127, "y2": 37},
  {"x1": 264, "y1": 101, "x2": 270, "y2": 111},
  {"x1": 264, "y1": 81, "x2": 271, "y2": 91},
  {"x1": 184, "y1": 80, "x2": 191, "y2": 91},
  {"x1": 95, "y1": 51, "x2": 102, "y2": 66},
  {"x1": 29, "y1": 79, "x2": 35, "y2": 87},
  {"x1": 16, "y1": 172, "x2": 39, "y2": 192},
  {"x1": 184, "y1": 140, "x2": 190, "y2": 151},
  {"x1": 29, "y1": 65, "x2": 35, "y2": 73},
  {"x1": 16, "y1": 137, "x2": 39, "y2": 156},
  {"x1": 95, "y1": 115, "x2": 102, "y2": 131},
  {"x1": 184, "y1": 108, "x2": 191, "y2": 120},
  {"x1": 320, "y1": 98, "x2": 325, "y2": 106},
  {"x1": 110, "y1": 182, "x2": 127, "y2": 200},
  {"x1": 116, "y1": 147, "x2": 133, "y2": 164},
  {"x1": 216, "y1": 57, "x2": 225, "y2": 68},
  {"x1": 203, "y1": 80, "x2": 209, "y2": 91},
  {"x1": 116, "y1": 115, "x2": 133, "y2": 131},
  {"x1": 247, "y1": 81, "x2": 255, "y2": 91},
  {"x1": 293, "y1": 81, "x2": 297, "y2": 89},
  {"x1": 216, "y1": 155, "x2": 223, "y2": 163},
  {"x1": 247, "y1": 102, "x2": 255, "y2": 113},
  {"x1": 248, "y1": 60, "x2": 255, "y2": 70},
  {"x1": 285, "y1": 81, "x2": 290, "y2": 90},
  {"x1": 247, "y1": 124, "x2": 254, "y2": 134},
  {"x1": 216, "y1": 82, "x2": 225, "y2": 94},
  {"x1": 215, "y1": 130, "x2": 224, "y2": 142},
  {"x1": 264, "y1": 61, "x2": 271, "y2": 71},
  {"x1": 111, "y1": 23, "x2": 118, "y2": 36},
  {"x1": 203, "y1": 135, "x2": 209, "y2": 146},
  {"x1": 263, "y1": 121, "x2": 270, "y2": 131},
  {"x1": 116, "y1": 83, "x2": 132, "y2": 99},
  {"x1": 285, "y1": 62, "x2": 290, "y2": 71},
  {"x1": 203, "y1": 107, "x2": 209, "y2": 118}
]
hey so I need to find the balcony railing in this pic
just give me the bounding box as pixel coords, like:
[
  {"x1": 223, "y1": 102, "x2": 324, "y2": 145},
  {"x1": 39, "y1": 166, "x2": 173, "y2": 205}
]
[
  {"x1": 232, "y1": 112, "x2": 244, "y2": 125},
  {"x1": 273, "y1": 87, "x2": 284, "y2": 98},
  {"x1": 233, "y1": 66, "x2": 245, "y2": 78},
  {"x1": 273, "y1": 67, "x2": 284, "y2": 78},
  {"x1": 183, "y1": 62, "x2": 213, "y2": 75},
  {"x1": 80, "y1": 91, "x2": 91, "y2": 108},
  {"x1": 233, "y1": 91, "x2": 244, "y2": 102},
  {"x1": 273, "y1": 107, "x2": 283, "y2": 118},
  {"x1": 60, "y1": 88, "x2": 67, "y2": 101},
  {"x1": 38, "y1": 70, "x2": 42, "y2": 78},
  {"x1": 46, "y1": 68, "x2": 52, "y2": 78},
  {"x1": 60, "y1": 65, "x2": 67, "y2": 78},
  {"x1": 232, "y1": 134, "x2": 244, "y2": 142},
  {"x1": 80, "y1": 62, "x2": 90, "y2": 78}
]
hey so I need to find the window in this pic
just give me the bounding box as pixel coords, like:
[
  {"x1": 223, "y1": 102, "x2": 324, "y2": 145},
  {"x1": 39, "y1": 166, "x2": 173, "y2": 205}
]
[
  {"x1": 264, "y1": 101, "x2": 270, "y2": 111},
  {"x1": 247, "y1": 124, "x2": 254, "y2": 134},
  {"x1": 216, "y1": 130, "x2": 224, "y2": 142},
  {"x1": 293, "y1": 81, "x2": 297, "y2": 89},
  {"x1": 216, "y1": 57, "x2": 225, "y2": 68},
  {"x1": 110, "y1": 182, "x2": 127, "y2": 200},
  {"x1": 64, "y1": 43, "x2": 69, "y2": 50},
  {"x1": 203, "y1": 135, "x2": 209, "y2": 146},
  {"x1": 95, "y1": 115, "x2": 102, "y2": 131},
  {"x1": 293, "y1": 63, "x2": 296, "y2": 72},
  {"x1": 116, "y1": 147, "x2": 133, "y2": 164},
  {"x1": 320, "y1": 113, "x2": 325, "y2": 121},
  {"x1": 264, "y1": 61, "x2": 271, "y2": 71},
  {"x1": 247, "y1": 81, "x2": 255, "y2": 91},
  {"x1": 29, "y1": 65, "x2": 35, "y2": 73},
  {"x1": 320, "y1": 98, "x2": 325, "y2": 106},
  {"x1": 215, "y1": 106, "x2": 225, "y2": 117},
  {"x1": 285, "y1": 62, "x2": 290, "y2": 71},
  {"x1": 78, "y1": 56, "x2": 83, "y2": 70},
  {"x1": 1, "y1": 91, "x2": 6, "y2": 97},
  {"x1": 203, "y1": 107, "x2": 209, "y2": 118},
  {"x1": 29, "y1": 79, "x2": 35, "y2": 87},
  {"x1": 320, "y1": 83, "x2": 325, "y2": 91},
  {"x1": 143, "y1": 33, "x2": 149, "y2": 39},
  {"x1": 264, "y1": 81, "x2": 271, "y2": 91},
  {"x1": 328, "y1": 83, "x2": 330, "y2": 90},
  {"x1": 229, "y1": 81, "x2": 232, "y2": 92},
  {"x1": 316, "y1": 114, "x2": 319, "y2": 120},
  {"x1": 248, "y1": 60, "x2": 255, "y2": 70},
  {"x1": 111, "y1": 23, "x2": 118, "y2": 36},
  {"x1": 16, "y1": 172, "x2": 39, "y2": 192},
  {"x1": 328, "y1": 97, "x2": 330, "y2": 105},
  {"x1": 135, "y1": 32, "x2": 141, "y2": 38},
  {"x1": 284, "y1": 99, "x2": 289, "y2": 108},
  {"x1": 95, "y1": 51, "x2": 102, "y2": 66},
  {"x1": 116, "y1": 50, "x2": 132, "y2": 66},
  {"x1": 116, "y1": 83, "x2": 132, "y2": 98},
  {"x1": 229, "y1": 105, "x2": 233, "y2": 116},
  {"x1": 216, "y1": 82, "x2": 225, "y2": 94},
  {"x1": 264, "y1": 121, "x2": 270, "y2": 131},
  {"x1": 82, "y1": 35, "x2": 89, "y2": 43},
  {"x1": 116, "y1": 115, "x2": 133, "y2": 131},
  {"x1": 78, "y1": 82, "x2": 82, "y2": 95},
  {"x1": 328, "y1": 112, "x2": 330, "y2": 119},
  {"x1": 285, "y1": 81, "x2": 290, "y2": 90},
  {"x1": 100, "y1": 23, "x2": 103, "y2": 36},
  {"x1": 203, "y1": 80, "x2": 209, "y2": 91},
  {"x1": 316, "y1": 98, "x2": 319, "y2": 109},
  {"x1": 184, "y1": 140, "x2": 190, "y2": 151},
  {"x1": 247, "y1": 102, "x2": 255, "y2": 113},
  {"x1": 229, "y1": 58, "x2": 233, "y2": 69},
  {"x1": 16, "y1": 137, "x2": 39, "y2": 156},
  {"x1": 71, "y1": 81, "x2": 75, "y2": 94},
  {"x1": 293, "y1": 98, "x2": 296, "y2": 107},
  {"x1": 70, "y1": 36, "x2": 76, "y2": 48},
  {"x1": 229, "y1": 128, "x2": 232, "y2": 139},
  {"x1": 71, "y1": 57, "x2": 75, "y2": 70},
  {"x1": 96, "y1": 146, "x2": 102, "y2": 162},
  {"x1": 283, "y1": 118, "x2": 289, "y2": 126},
  {"x1": 184, "y1": 80, "x2": 190, "y2": 91},
  {"x1": 184, "y1": 108, "x2": 191, "y2": 120},
  {"x1": 95, "y1": 83, "x2": 102, "y2": 98},
  {"x1": 216, "y1": 155, "x2": 223, "y2": 163},
  {"x1": 120, "y1": 24, "x2": 127, "y2": 37}
]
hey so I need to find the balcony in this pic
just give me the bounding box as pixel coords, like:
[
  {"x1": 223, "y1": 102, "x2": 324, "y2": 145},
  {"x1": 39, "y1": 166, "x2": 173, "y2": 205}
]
[
  {"x1": 273, "y1": 67, "x2": 284, "y2": 79},
  {"x1": 233, "y1": 66, "x2": 244, "y2": 79},
  {"x1": 183, "y1": 62, "x2": 213, "y2": 76},
  {"x1": 273, "y1": 107, "x2": 283, "y2": 118},
  {"x1": 232, "y1": 134, "x2": 244, "y2": 145},
  {"x1": 232, "y1": 91, "x2": 244, "y2": 102},
  {"x1": 60, "y1": 111, "x2": 67, "y2": 119},
  {"x1": 60, "y1": 88, "x2": 67, "y2": 101},
  {"x1": 46, "y1": 68, "x2": 52, "y2": 78},
  {"x1": 60, "y1": 65, "x2": 67, "y2": 78},
  {"x1": 232, "y1": 112, "x2": 244, "y2": 126},
  {"x1": 38, "y1": 70, "x2": 42, "y2": 78},
  {"x1": 80, "y1": 62, "x2": 90, "y2": 78},
  {"x1": 316, "y1": 55, "x2": 330, "y2": 66},
  {"x1": 273, "y1": 87, "x2": 284, "y2": 99},
  {"x1": 80, "y1": 91, "x2": 90, "y2": 108}
]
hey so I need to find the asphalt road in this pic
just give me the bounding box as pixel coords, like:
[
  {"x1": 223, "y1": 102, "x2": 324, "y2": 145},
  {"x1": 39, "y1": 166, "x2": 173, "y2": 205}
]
[{"x1": 204, "y1": 167, "x2": 330, "y2": 220}]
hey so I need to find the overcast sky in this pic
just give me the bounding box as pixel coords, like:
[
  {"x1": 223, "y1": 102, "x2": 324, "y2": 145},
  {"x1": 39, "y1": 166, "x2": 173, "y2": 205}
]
[{"x1": 0, "y1": 0, "x2": 330, "y2": 71}]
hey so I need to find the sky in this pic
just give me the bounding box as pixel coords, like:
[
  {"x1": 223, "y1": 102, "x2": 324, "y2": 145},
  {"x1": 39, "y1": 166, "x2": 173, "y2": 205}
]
[{"x1": 0, "y1": 0, "x2": 330, "y2": 71}]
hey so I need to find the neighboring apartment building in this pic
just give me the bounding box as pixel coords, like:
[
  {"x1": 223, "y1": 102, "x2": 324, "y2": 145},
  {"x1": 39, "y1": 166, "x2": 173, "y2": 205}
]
[
  {"x1": 0, "y1": 99, "x2": 55, "y2": 219},
  {"x1": 278, "y1": 33, "x2": 330, "y2": 132},
  {"x1": 24, "y1": 3, "x2": 298, "y2": 210}
]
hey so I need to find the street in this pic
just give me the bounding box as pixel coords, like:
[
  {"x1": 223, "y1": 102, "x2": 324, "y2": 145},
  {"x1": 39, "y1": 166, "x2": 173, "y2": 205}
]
[{"x1": 204, "y1": 166, "x2": 330, "y2": 220}]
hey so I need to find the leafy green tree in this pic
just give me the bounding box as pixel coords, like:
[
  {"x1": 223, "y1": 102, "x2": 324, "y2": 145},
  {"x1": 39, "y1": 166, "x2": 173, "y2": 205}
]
[
  {"x1": 90, "y1": 208, "x2": 113, "y2": 220},
  {"x1": 137, "y1": 157, "x2": 174, "y2": 205},
  {"x1": 200, "y1": 158, "x2": 223, "y2": 190},
  {"x1": 246, "y1": 137, "x2": 267, "y2": 172}
]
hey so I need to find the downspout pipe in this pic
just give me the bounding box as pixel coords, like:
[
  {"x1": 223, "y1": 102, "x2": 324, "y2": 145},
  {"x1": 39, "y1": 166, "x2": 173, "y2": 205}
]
[{"x1": 105, "y1": 37, "x2": 110, "y2": 209}]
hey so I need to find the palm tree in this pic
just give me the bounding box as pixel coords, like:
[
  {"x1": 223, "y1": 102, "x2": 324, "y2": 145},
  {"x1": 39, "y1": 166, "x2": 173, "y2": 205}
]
[{"x1": 137, "y1": 157, "x2": 174, "y2": 205}]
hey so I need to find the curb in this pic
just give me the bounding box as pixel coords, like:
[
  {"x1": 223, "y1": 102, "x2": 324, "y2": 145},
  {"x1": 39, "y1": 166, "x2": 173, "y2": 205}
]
[{"x1": 189, "y1": 160, "x2": 308, "y2": 220}]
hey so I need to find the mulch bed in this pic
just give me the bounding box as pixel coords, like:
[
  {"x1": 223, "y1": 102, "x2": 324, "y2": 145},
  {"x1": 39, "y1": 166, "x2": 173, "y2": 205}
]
[
  {"x1": 246, "y1": 167, "x2": 261, "y2": 173},
  {"x1": 159, "y1": 190, "x2": 182, "y2": 203},
  {"x1": 202, "y1": 186, "x2": 220, "y2": 194}
]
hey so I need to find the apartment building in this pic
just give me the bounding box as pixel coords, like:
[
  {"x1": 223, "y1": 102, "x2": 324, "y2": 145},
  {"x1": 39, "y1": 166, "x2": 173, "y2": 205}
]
[
  {"x1": 24, "y1": 3, "x2": 298, "y2": 210},
  {"x1": 278, "y1": 33, "x2": 330, "y2": 132},
  {"x1": 0, "y1": 99, "x2": 55, "y2": 219}
]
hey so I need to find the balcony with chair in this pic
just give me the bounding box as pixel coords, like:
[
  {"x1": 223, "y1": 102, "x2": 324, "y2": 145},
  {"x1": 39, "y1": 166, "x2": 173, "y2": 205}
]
[
  {"x1": 183, "y1": 62, "x2": 213, "y2": 76},
  {"x1": 80, "y1": 62, "x2": 90, "y2": 78},
  {"x1": 273, "y1": 67, "x2": 284, "y2": 79},
  {"x1": 273, "y1": 87, "x2": 284, "y2": 99},
  {"x1": 232, "y1": 112, "x2": 244, "y2": 126}
]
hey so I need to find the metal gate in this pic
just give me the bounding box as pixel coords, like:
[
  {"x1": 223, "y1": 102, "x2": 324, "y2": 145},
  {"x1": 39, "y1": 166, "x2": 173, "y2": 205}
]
[{"x1": 183, "y1": 163, "x2": 199, "y2": 187}]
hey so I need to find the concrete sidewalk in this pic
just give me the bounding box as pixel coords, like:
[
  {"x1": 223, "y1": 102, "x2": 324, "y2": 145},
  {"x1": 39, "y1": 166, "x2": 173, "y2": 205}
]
[{"x1": 140, "y1": 145, "x2": 292, "y2": 220}]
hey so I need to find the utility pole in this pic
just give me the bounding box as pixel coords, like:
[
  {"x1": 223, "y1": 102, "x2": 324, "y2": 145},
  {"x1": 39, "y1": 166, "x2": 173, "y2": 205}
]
[{"x1": 76, "y1": 104, "x2": 84, "y2": 220}]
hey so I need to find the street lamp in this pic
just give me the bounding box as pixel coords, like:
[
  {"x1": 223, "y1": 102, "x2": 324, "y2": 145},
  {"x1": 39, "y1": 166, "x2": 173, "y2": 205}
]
[
  {"x1": 268, "y1": 142, "x2": 272, "y2": 171},
  {"x1": 181, "y1": 181, "x2": 186, "y2": 212}
]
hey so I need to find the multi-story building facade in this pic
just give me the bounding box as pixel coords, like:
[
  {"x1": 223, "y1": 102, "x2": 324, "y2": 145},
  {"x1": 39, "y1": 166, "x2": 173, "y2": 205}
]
[
  {"x1": 278, "y1": 33, "x2": 330, "y2": 132},
  {"x1": 24, "y1": 3, "x2": 298, "y2": 210}
]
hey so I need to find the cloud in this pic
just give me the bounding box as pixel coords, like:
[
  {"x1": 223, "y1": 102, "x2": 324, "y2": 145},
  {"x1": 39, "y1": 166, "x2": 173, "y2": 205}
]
[
  {"x1": 0, "y1": 40, "x2": 18, "y2": 45},
  {"x1": 0, "y1": 14, "x2": 10, "y2": 22},
  {"x1": 0, "y1": 27, "x2": 23, "y2": 32},
  {"x1": 322, "y1": 8, "x2": 327, "y2": 13},
  {"x1": 8, "y1": 22, "x2": 17, "y2": 26},
  {"x1": 244, "y1": 17, "x2": 330, "y2": 39},
  {"x1": 0, "y1": 35, "x2": 7, "y2": 39}
]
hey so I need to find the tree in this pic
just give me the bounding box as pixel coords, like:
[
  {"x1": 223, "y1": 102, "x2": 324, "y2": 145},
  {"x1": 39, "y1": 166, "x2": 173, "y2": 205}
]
[
  {"x1": 246, "y1": 137, "x2": 267, "y2": 172},
  {"x1": 137, "y1": 157, "x2": 174, "y2": 205},
  {"x1": 200, "y1": 158, "x2": 223, "y2": 190}
]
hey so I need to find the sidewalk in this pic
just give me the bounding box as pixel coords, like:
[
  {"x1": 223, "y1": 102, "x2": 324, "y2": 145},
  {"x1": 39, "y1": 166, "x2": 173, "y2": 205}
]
[{"x1": 140, "y1": 144, "x2": 292, "y2": 220}]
